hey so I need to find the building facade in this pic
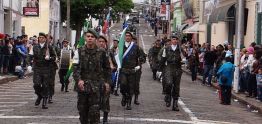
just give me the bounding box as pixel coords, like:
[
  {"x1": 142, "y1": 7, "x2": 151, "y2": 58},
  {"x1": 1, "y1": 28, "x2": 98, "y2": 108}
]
[
  {"x1": 22, "y1": 0, "x2": 60, "y2": 42},
  {"x1": 3, "y1": 0, "x2": 23, "y2": 37},
  {"x1": 199, "y1": 0, "x2": 257, "y2": 47},
  {"x1": 0, "y1": 0, "x2": 4, "y2": 33}
]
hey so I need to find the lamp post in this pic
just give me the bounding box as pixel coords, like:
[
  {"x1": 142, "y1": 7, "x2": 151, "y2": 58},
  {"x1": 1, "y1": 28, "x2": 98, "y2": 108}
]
[{"x1": 233, "y1": 0, "x2": 244, "y2": 93}]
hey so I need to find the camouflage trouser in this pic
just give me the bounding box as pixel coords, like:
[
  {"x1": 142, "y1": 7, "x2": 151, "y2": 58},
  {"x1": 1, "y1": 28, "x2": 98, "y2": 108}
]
[
  {"x1": 120, "y1": 72, "x2": 135, "y2": 97},
  {"x1": 77, "y1": 92, "x2": 100, "y2": 124},
  {"x1": 134, "y1": 71, "x2": 142, "y2": 95},
  {"x1": 33, "y1": 69, "x2": 50, "y2": 98},
  {"x1": 49, "y1": 68, "x2": 57, "y2": 96},
  {"x1": 100, "y1": 91, "x2": 110, "y2": 113},
  {"x1": 165, "y1": 68, "x2": 183, "y2": 99},
  {"x1": 162, "y1": 68, "x2": 167, "y2": 93}
]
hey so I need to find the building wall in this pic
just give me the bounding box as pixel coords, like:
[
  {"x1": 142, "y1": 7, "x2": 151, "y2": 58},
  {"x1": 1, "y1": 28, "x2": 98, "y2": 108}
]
[
  {"x1": 0, "y1": 0, "x2": 4, "y2": 33},
  {"x1": 3, "y1": 0, "x2": 22, "y2": 37},
  {"x1": 199, "y1": 24, "x2": 206, "y2": 45},
  {"x1": 244, "y1": 0, "x2": 256, "y2": 47},
  {"x1": 22, "y1": 0, "x2": 50, "y2": 37},
  {"x1": 198, "y1": 0, "x2": 256, "y2": 47},
  {"x1": 174, "y1": 1, "x2": 182, "y2": 31},
  {"x1": 211, "y1": 22, "x2": 228, "y2": 46},
  {"x1": 49, "y1": 0, "x2": 60, "y2": 42}
]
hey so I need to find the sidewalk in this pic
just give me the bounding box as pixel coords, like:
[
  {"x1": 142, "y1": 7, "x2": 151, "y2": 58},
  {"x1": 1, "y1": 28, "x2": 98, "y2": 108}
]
[
  {"x1": 182, "y1": 68, "x2": 262, "y2": 114},
  {"x1": 0, "y1": 72, "x2": 33, "y2": 85}
]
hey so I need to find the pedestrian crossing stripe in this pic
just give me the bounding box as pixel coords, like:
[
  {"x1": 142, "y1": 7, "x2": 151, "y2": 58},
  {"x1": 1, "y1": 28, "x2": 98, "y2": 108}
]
[{"x1": 0, "y1": 116, "x2": 239, "y2": 124}]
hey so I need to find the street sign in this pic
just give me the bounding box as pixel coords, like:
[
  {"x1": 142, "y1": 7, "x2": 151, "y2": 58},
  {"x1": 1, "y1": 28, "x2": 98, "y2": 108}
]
[{"x1": 161, "y1": 0, "x2": 170, "y2": 5}]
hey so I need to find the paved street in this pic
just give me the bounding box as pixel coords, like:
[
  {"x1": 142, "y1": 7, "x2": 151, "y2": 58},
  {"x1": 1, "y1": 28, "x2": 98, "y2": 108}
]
[{"x1": 0, "y1": 19, "x2": 261, "y2": 124}]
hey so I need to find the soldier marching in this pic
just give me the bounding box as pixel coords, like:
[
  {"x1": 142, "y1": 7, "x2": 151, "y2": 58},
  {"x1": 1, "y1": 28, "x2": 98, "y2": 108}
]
[
  {"x1": 33, "y1": 32, "x2": 57, "y2": 109},
  {"x1": 73, "y1": 29, "x2": 111, "y2": 124}
]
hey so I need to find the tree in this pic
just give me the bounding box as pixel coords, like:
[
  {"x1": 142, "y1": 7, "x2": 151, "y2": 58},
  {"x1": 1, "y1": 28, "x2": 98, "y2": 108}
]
[{"x1": 60, "y1": 0, "x2": 134, "y2": 42}]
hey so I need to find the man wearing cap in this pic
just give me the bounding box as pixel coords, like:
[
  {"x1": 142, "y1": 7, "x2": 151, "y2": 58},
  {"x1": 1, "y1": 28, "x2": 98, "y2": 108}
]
[
  {"x1": 33, "y1": 32, "x2": 56, "y2": 109},
  {"x1": 148, "y1": 39, "x2": 162, "y2": 80},
  {"x1": 73, "y1": 29, "x2": 111, "y2": 124},
  {"x1": 109, "y1": 38, "x2": 119, "y2": 96},
  {"x1": 158, "y1": 36, "x2": 186, "y2": 111},
  {"x1": 119, "y1": 31, "x2": 144, "y2": 110},
  {"x1": 58, "y1": 39, "x2": 72, "y2": 92},
  {"x1": 132, "y1": 36, "x2": 146, "y2": 105},
  {"x1": 46, "y1": 35, "x2": 59, "y2": 103},
  {"x1": 97, "y1": 35, "x2": 112, "y2": 124}
]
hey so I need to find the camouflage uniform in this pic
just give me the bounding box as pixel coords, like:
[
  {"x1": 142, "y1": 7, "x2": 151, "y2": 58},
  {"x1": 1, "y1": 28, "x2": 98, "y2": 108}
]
[
  {"x1": 134, "y1": 47, "x2": 146, "y2": 104},
  {"x1": 99, "y1": 47, "x2": 112, "y2": 124},
  {"x1": 120, "y1": 42, "x2": 144, "y2": 110},
  {"x1": 158, "y1": 47, "x2": 167, "y2": 94},
  {"x1": 48, "y1": 44, "x2": 59, "y2": 103},
  {"x1": 73, "y1": 45, "x2": 110, "y2": 124},
  {"x1": 159, "y1": 45, "x2": 183, "y2": 111},
  {"x1": 148, "y1": 45, "x2": 161, "y2": 80},
  {"x1": 33, "y1": 43, "x2": 56, "y2": 109}
]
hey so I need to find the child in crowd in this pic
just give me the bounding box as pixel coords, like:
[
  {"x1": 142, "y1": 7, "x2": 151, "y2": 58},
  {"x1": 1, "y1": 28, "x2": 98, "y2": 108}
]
[{"x1": 256, "y1": 68, "x2": 262, "y2": 102}]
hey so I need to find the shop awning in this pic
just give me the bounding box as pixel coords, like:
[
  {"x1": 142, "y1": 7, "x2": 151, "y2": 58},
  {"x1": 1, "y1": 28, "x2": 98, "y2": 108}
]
[
  {"x1": 208, "y1": 3, "x2": 236, "y2": 23},
  {"x1": 183, "y1": 22, "x2": 202, "y2": 34},
  {"x1": 178, "y1": 23, "x2": 189, "y2": 31}
]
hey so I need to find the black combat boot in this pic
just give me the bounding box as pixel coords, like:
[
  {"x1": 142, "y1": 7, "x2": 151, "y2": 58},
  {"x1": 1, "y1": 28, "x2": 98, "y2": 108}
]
[
  {"x1": 165, "y1": 95, "x2": 171, "y2": 107},
  {"x1": 134, "y1": 95, "x2": 140, "y2": 105},
  {"x1": 48, "y1": 96, "x2": 53, "y2": 104},
  {"x1": 121, "y1": 95, "x2": 127, "y2": 106},
  {"x1": 65, "y1": 84, "x2": 69, "y2": 92},
  {"x1": 35, "y1": 95, "x2": 42, "y2": 106},
  {"x1": 126, "y1": 96, "x2": 132, "y2": 110},
  {"x1": 103, "y1": 112, "x2": 108, "y2": 124},
  {"x1": 61, "y1": 84, "x2": 64, "y2": 92},
  {"x1": 172, "y1": 99, "x2": 179, "y2": 111},
  {"x1": 114, "y1": 90, "x2": 119, "y2": 96},
  {"x1": 42, "y1": 98, "x2": 48, "y2": 109}
]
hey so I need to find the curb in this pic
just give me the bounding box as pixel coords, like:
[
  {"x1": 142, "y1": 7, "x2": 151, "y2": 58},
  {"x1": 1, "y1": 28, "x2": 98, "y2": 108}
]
[
  {"x1": 182, "y1": 69, "x2": 262, "y2": 114},
  {"x1": 0, "y1": 73, "x2": 33, "y2": 85}
]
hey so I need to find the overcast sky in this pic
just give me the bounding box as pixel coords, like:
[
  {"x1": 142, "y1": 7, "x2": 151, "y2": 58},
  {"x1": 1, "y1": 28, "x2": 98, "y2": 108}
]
[{"x1": 132, "y1": 0, "x2": 144, "y2": 3}]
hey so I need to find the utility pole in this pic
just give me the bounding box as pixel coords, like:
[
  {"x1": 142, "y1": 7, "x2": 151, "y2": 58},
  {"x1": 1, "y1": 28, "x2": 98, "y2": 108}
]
[
  {"x1": 66, "y1": 0, "x2": 71, "y2": 41},
  {"x1": 233, "y1": 0, "x2": 245, "y2": 93}
]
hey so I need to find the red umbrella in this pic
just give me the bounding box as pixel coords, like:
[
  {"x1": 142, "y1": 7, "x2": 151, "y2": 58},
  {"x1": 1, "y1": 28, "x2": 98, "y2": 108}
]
[{"x1": 0, "y1": 33, "x2": 5, "y2": 39}]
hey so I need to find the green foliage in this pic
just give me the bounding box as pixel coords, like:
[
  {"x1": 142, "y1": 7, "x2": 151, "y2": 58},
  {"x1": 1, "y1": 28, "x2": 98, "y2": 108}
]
[
  {"x1": 60, "y1": 0, "x2": 134, "y2": 30},
  {"x1": 112, "y1": 0, "x2": 134, "y2": 14}
]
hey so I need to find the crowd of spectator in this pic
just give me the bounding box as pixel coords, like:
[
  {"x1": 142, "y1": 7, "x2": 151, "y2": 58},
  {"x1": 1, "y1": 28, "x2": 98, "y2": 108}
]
[
  {"x1": 0, "y1": 34, "x2": 54, "y2": 79},
  {"x1": 182, "y1": 41, "x2": 262, "y2": 102}
]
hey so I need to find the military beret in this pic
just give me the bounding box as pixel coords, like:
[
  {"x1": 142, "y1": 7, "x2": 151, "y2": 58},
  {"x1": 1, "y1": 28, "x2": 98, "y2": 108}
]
[
  {"x1": 39, "y1": 32, "x2": 46, "y2": 38},
  {"x1": 125, "y1": 31, "x2": 133, "y2": 38},
  {"x1": 99, "y1": 35, "x2": 108, "y2": 43},
  {"x1": 113, "y1": 38, "x2": 119, "y2": 42},
  {"x1": 85, "y1": 28, "x2": 99, "y2": 38},
  {"x1": 171, "y1": 35, "x2": 179, "y2": 39}
]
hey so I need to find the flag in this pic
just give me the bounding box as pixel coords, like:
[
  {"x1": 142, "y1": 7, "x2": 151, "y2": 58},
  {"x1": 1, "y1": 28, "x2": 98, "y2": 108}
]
[
  {"x1": 64, "y1": 20, "x2": 90, "y2": 81},
  {"x1": 102, "y1": 11, "x2": 111, "y2": 34},
  {"x1": 115, "y1": 26, "x2": 128, "y2": 69}
]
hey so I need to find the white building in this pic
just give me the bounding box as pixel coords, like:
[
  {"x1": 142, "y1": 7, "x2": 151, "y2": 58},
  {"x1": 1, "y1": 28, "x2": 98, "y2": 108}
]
[
  {"x1": 22, "y1": 0, "x2": 61, "y2": 42},
  {"x1": 3, "y1": 0, "x2": 23, "y2": 37},
  {"x1": 0, "y1": 0, "x2": 4, "y2": 33},
  {"x1": 49, "y1": 0, "x2": 60, "y2": 42}
]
